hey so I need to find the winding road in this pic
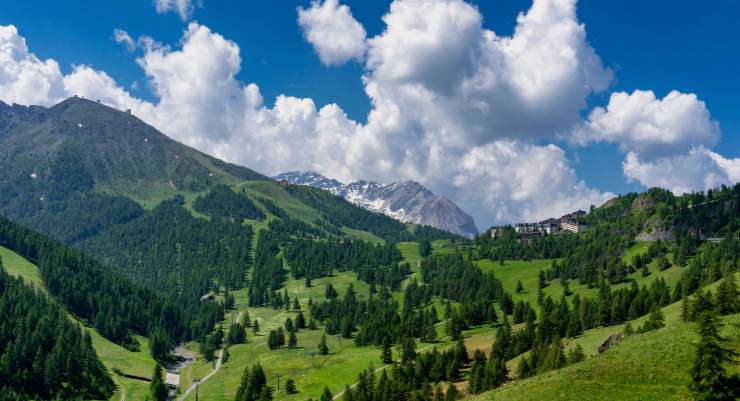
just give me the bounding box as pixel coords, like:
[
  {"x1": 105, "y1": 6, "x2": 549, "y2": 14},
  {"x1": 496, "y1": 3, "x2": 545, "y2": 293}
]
[
  {"x1": 176, "y1": 310, "x2": 241, "y2": 401},
  {"x1": 176, "y1": 348, "x2": 224, "y2": 401}
]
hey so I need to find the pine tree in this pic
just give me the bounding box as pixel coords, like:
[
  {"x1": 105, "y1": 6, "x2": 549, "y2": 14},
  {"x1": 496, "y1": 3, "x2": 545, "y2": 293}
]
[
  {"x1": 295, "y1": 312, "x2": 307, "y2": 329},
  {"x1": 538, "y1": 270, "x2": 547, "y2": 288},
  {"x1": 268, "y1": 330, "x2": 278, "y2": 350},
  {"x1": 285, "y1": 318, "x2": 294, "y2": 333},
  {"x1": 567, "y1": 344, "x2": 585, "y2": 364},
  {"x1": 343, "y1": 385, "x2": 354, "y2": 401},
  {"x1": 689, "y1": 311, "x2": 739, "y2": 401},
  {"x1": 543, "y1": 337, "x2": 566, "y2": 372},
  {"x1": 229, "y1": 323, "x2": 246, "y2": 344},
  {"x1": 657, "y1": 254, "x2": 670, "y2": 271},
  {"x1": 446, "y1": 358, "x2": 460, "y2": 380},
  {"x1": 341, "y1": 317, "x2": 353, "y2": 339},
  {"x1": 692, "y1": 289, "x2": 715, "y2": 321},
  {"x1": 487, "y1": 357, "x2": 508, "y2": 388},
  {"x1": 320, "y1": 386, "x2": 333, "y2": 401},
  {"x1": 419, "y1": 240, "x2": 432, "y2": 257},
  {"x1": 715, "y1": 274, "x2": 738, "y2": 315},
  {"x1": 381, "y1": 338, "x2": 393, "y2": 364},
  {"x1": 444, "y1": 383, "x2": 459, "y2": 401},
  {"x1": 319, "y1": 334, "x2": 329, "y2": 355},
  {"x1": 517, "y1": 356, "x2": 532, "y2": 379},
  {"x1": 641, "y1": 263, "x2": 650, "y2": 277},
  {"x1": 288, "y1": 331, "x2": 298, "y2": 349},
  {"x1": 468, "y1": 366, "x2": 484, "y2": 394},
  {"x1": 624, "y1": 321, "x2": 634, "y2": 336},
  {"x1": 562, "y1": 279, "x2": 571, "y2": 296},
  {"x1": 285, "y1": 378, "x2": 297, "y2": 394},
  {"x1": 566, "y1": 313, "x2": 582, "y2": 338},
  {"x1": 401, "y1": 337, "x2": 417, "y2": 364},
  {"x1": 325, "y1": 283, "x2": 338, "y2": 300},
  {"x1": 639, "y1": 306, "x2": 665, "y2": 333},
  {"x1": 257, "y1": 386, "x2": 273, "y2": 401},
  {"x1": 293, "y1": 297, "x2": 301, "y2": 311},
  {"x1": 455, "y1": 337, "x2": 469, "y2": 366},
  {"x1": 149, "y1": 364, "x2": 168, "y2": 401},
  {"x1": 253, "y1": 319, "x2": 260, "y2": 334},
  {"x1": 277, "y1": 327, "x2": 286, "y2": 347},
  {"x1": 516, "y1": 280, "x2": 524, "y2": 293},
  {"x1": 222, "y1": 346, "x2": 230, "y2": 364}
]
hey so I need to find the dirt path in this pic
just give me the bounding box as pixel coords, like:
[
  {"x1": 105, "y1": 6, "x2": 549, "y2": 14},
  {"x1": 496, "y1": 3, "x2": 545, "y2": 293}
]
[
  {"x1": 118, "y1": 381, "x2": 126, "y2": 401},
  {"x1": 176, "y1": 310, "x2": 241, "y2": 401},
  {"x1": 176, "y1": 348, "x2": 224, "y2": 401}
]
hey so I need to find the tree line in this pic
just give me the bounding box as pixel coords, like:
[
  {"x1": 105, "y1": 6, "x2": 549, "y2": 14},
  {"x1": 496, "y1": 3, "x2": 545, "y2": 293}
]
[
  {"x1": 0, "y1": 265, "x2": 114, "y2": 400},
  {"x1": 0, "y1": 214, "x2": 192, "y2": 358}
]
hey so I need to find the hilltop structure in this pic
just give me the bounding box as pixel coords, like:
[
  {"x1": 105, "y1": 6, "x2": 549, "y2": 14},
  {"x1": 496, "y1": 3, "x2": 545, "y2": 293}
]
[{"x1": 490, "y1": 210, "x2": 588, "y2": 242}]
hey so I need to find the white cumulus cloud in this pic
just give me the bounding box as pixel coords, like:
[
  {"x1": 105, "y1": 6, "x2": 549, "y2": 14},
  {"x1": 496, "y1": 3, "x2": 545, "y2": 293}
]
[
  {"x1": 574, "y1": 89, "x2": 720, "y2": 160},
  {"x1": 0, "y1": 25, "x2": 66, "y2": 106},
  {"x1": 155, "y1": 0, "x2": 199, "y2": 21},
  {"x1": 113, "y1": 29, "x2": 136, "y2": 51},
  {"x1": 623, "y1": 148, "x2": 740, "y2": 195},
  {"x1": 298, "y1": 0, "x2": 367, "y2": 66},
  {"x1": 2, "y1": 0, "x2": 738, "y2": 227}
]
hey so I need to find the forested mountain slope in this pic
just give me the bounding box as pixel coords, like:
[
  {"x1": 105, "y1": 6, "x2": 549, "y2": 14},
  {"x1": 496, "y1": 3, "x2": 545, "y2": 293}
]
[
  {"x1": 0, "y1": 264, "x2": 115, "y2": 401},
  {"x1": 0, "y1": 97, "x2": 457, "y2": 366}
]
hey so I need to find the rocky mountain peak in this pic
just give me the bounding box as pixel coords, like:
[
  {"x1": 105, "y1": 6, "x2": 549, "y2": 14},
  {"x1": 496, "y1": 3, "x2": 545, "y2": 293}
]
[{"x1": 273, "y1": 171, "x2": 478, "y2": 237}]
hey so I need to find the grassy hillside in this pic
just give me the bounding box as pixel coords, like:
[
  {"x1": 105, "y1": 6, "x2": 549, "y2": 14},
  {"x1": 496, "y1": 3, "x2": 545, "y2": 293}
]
[
  {"x1": 472, "y1": 274, "x2": 740, "y2": 401},
  {"x1": 174, "y1": 241, "x2": 505, "y2": 401},
  {"x1": 474, "y1": 241, "x2": 685, "y2": 307},
  {"x1": 0, "y1": 246, "x2": 156, "y2": 401},
  {"x1": 473, "y1": 313, "x2": 740, "y2": 401}
]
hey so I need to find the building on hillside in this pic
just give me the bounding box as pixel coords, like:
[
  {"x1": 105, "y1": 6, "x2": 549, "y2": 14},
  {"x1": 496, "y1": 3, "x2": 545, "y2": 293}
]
[
  {"x1": 490, "y1": 226, "x2": 507, "y2": 239},
  {"x1": 560, "y1": 220, "x2": 587, "y2": 234},
  {"x1": 520, "y1": 230, "x2": 544, "y2": 244},
  {"x1": 560, "y1": 210, "x2": 586, "y2": 221},
  {"x1": 539, "y1": 218, "x2": 560, "y2": 235}
]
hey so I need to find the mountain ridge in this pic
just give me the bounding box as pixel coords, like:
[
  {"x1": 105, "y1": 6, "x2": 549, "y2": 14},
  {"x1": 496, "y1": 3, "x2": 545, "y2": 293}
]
[{"x1": 274, "y1": 170, "x2": 479, "y2": 237}]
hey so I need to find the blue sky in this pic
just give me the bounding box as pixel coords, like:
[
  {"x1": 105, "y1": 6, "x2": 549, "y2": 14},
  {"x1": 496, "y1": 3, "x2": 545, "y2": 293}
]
[{"x1": 1, "y1": 0, "x2": 738, "y2": 227}]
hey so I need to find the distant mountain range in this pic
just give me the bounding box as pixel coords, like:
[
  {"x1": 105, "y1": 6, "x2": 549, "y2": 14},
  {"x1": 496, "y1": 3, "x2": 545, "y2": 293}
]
[{"x1": 274, "y1": 171, "x2": 479, "y2": 237}]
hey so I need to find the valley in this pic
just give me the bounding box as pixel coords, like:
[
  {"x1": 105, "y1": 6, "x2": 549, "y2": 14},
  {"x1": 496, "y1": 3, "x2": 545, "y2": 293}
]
[{"x1": 0, "y1": 97, "x2": 737, "y2": 401}]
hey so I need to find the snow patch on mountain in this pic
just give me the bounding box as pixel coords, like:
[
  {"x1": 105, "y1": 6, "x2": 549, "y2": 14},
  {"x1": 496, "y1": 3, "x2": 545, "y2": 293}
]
[{"x1": 274, "y1": 171, "x2": 478, "y2": 238}]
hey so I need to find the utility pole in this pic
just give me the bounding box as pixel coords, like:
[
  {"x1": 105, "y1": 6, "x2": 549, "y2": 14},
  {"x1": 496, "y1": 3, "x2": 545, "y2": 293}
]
[
  {"x1": 275, "y1": 373, "x2": 282, "y2": 390},
  {"x1": 310, "y1": 351, "x2": 316, "y2": 368},
  {"x1": 194, "y1": 378, "x2": 200, "y2": 401}
]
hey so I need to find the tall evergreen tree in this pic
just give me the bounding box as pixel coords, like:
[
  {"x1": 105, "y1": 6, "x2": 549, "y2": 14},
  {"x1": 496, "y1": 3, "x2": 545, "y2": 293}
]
[
  {"x1": 149, "y1": 364, "x2": 168, "y2": 401},
  {"x1": 319, "y1": 334, "x2": 330, "y2": 355},
  {"x1": 288, "y1": 331, "x2": 298, "y2": 349},
  {"x1": 689, "y1": 311, "x2": 739, "y2": 401},
  {"x1": 381, "y1": 337, "x2": 393, "y2": 364},
  {"x1": 715, "y1": 274, "x2": 738, "y2": 315}
]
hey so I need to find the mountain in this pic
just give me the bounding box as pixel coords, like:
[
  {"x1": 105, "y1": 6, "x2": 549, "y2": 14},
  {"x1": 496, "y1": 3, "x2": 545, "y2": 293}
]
[
  {"x1": 0, "y1": 96, "x2": 267, "y2": 200},
  {"x1": 0, "y1": 97, "x2": 456, "y2": 302},
  {"x1": 274, "y1": 171, "x2": 479, "y2": 237}
]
